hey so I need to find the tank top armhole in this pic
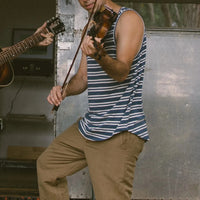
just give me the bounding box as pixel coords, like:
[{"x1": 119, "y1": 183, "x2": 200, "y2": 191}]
[{"x1": 113, "y1": 7, "x2": 146, "y2": 58}]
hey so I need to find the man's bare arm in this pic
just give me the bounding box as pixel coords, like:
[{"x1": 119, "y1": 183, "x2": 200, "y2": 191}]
[{"x1": 47, "y1": 53, "x2": 88, "y2": 106}]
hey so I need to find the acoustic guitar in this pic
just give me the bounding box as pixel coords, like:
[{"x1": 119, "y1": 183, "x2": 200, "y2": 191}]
[{"x1": 0, "y1": 17, "x2": 65, "y2": 88}]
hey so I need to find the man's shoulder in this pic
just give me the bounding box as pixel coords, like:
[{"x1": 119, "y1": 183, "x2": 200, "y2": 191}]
[
  {"x1": 119, "y1": 8, "x2": 143, "y2": 23},
  {"x1": 117, "y1": 8, "x2": 144, "y2": 32}
]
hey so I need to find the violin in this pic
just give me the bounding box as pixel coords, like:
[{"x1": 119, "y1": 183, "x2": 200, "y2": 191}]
[
  {"x1": 87, "y1": 5, "x2": 118, "y2": 47},
  {"x1": 52, "y1": 4, "x2": 118, "y2": 112}
]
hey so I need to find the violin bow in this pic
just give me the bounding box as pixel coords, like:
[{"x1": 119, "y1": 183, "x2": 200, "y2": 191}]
[{"x1": 52, "y1": 0, "x2": 98, "y2": 112}]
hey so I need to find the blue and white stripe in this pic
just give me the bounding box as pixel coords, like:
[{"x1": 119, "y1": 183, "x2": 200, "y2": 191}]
[{"x1": 79, "y1": 7, "x2": 149, "y2": 141}]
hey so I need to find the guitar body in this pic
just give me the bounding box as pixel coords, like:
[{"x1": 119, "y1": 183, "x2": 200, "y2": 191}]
[
  {"x1": 0, "y1": 61, "x2": 14, "y2": 88},
  {"x1": 0, "y1": 17, "x2": 65, "y2": 88}
]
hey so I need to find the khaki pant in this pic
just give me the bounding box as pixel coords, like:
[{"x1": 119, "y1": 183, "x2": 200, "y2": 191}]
[{"x1": 37, "y1": 120, "x2": 145, "y2": 200}]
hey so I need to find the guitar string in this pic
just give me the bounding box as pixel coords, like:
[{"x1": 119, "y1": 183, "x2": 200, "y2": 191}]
[
  {"x1": 0, "y1": 29, "x2": 47, "y2": 85},
  {"x1": 0, "y1": 28, "x2": 47, "y2": 66}
]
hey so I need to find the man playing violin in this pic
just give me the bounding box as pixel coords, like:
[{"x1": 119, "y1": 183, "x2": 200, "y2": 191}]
[{"x1": 37, "y1": 0, "x2": 149, "y2": 199}]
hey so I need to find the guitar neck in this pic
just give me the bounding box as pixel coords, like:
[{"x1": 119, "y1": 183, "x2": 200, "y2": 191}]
[{"x1": 0, "y1": 28, "x2": 48, "y2": 65}]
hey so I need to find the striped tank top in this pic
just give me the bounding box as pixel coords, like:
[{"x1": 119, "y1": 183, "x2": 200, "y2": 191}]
[{"x1": 79, "y1": 7, "x2": 149, "y2": 141}]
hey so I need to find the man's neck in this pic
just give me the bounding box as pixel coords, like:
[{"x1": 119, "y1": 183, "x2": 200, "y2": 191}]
[{"x1": 104, "y1": 1, "x2": 121, "y2": 14}]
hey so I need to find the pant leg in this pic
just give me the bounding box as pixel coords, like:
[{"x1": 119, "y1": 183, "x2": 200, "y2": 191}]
[
  {"x1": 37, "y1": 121, "x2": 87, "y2": 200},
  {"x1": 85, "y1": 131, "x2": 145, "y2": 200}
]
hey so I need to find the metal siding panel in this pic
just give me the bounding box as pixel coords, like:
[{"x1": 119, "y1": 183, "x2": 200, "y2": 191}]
[
  {"x1": 56, "y1": 0, "x2": 91, "y2": 198},
  {"x1": 133, "y1": 31, "x2": 200, "y2": 199}
]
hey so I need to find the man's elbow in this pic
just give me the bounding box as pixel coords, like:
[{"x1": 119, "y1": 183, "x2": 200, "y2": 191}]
[{"x1": 114, "y1": 71, "x2": 129, "y2": 82}]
